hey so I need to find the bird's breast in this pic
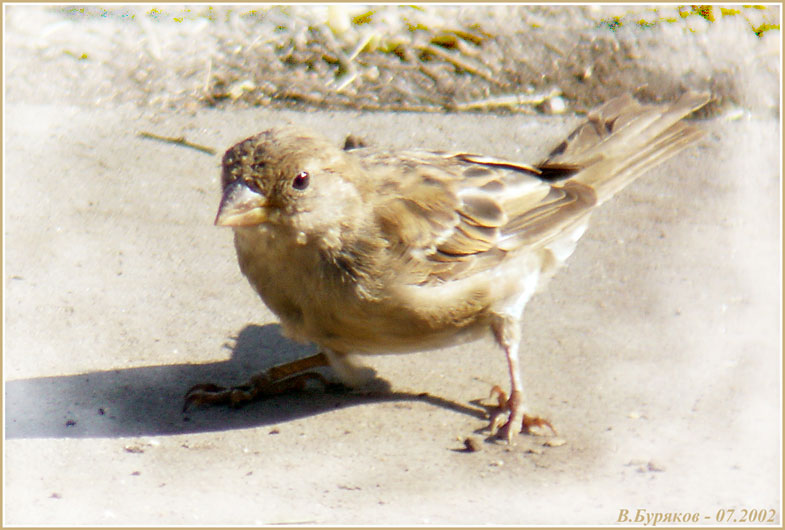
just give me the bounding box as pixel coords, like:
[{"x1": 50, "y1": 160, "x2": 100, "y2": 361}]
[{"x1": 231, "y1": 225, "x2": 499, "y2": 354}]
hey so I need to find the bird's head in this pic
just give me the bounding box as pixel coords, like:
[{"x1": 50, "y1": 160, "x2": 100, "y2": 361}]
[{"x1": 215, "y1": 127, "x2": 365, "y2": 238}]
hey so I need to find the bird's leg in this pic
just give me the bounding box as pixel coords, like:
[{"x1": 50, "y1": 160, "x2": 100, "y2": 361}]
[
  {"x1": 489, "y1": 315, "x2": 556, "y2": 442},
  {"x1": 183, "y1": 351, "x2": 331, "y2": 411},
  {"x1": 489, "y1": 318, "x2": 525, "y2": 442}
]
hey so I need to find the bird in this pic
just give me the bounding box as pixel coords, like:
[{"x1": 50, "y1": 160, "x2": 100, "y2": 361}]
[{"x1": 184, "y1": 92, "x2": 710, "y2": 442}]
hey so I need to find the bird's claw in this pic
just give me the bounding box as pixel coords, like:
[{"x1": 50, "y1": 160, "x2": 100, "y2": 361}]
[
  {"x1": 487, "y1": 385, "x2": 557, "y2": 441},
  {"x1": 183, "y1": 372, "x2": 329, "y2": 412}
]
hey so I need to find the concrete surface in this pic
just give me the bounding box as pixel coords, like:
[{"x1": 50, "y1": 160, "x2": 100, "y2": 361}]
[{"x1": 4, "y1": 5, "x2": 781, "y2": 527}]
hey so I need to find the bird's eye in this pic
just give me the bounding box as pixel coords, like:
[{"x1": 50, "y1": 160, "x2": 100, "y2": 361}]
[{"x1": 292, "y1": 171, "x2": 310, "y2": 190}]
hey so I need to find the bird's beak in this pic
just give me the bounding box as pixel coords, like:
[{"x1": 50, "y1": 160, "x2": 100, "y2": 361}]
[{"x1": 215, "y1": 180, "x2": 270, "y2": 227}]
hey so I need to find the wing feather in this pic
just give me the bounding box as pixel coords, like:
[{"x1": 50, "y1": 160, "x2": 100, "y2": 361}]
[
  {"x1": 371, "y1": 151, "x2": 595, "y2": 284},
  {"x1": 362, "y1": 92, "x2": 708, "y2": 285}
]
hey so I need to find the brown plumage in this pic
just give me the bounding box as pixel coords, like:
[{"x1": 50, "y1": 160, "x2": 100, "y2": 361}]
[{"x1": 186, "y1": 92, "x2": 710, "y2": 442}]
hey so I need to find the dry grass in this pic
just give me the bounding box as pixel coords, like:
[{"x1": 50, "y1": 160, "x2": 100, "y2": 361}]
[{"x1": 5, "y1": 5, "x2": 780, "y2": 115}]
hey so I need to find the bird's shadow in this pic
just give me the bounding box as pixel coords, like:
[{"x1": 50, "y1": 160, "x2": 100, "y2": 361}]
[{"x1": 5, "y1": 324, "x2": 487, "y2": 439}]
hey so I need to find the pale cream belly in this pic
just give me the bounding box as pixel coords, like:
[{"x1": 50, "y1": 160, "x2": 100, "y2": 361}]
[
  {"x1": 262, "y1": 277, "x2": 495, "y2": 355},
  {"x1": 233, "y1": 225, "x2": 543, "y2": 355}
]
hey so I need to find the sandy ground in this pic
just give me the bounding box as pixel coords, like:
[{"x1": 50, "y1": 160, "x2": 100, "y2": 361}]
[{"x1": 4, "y1": 5, "x2": 781, "y2": 527}]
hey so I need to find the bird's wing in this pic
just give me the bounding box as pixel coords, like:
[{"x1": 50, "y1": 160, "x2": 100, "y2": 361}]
[
  {"x1": 367, "y1": 93, "x2": 709, "y2": 285},
  {"x1": 369, "y1": 150, "x2": 597, "y2": 284}
]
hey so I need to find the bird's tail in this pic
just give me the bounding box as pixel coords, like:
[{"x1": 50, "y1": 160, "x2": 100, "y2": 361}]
[{"x1": 538, "y1": 92, "x2": 711, "y2": 205}]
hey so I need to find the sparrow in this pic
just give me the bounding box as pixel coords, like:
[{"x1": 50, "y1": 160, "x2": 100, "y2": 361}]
[{"x1": 185, "y1": 92, "x2": 710, "y2": 442}]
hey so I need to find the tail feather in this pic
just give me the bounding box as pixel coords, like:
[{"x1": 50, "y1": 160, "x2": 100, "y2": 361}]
[{"x1": 539, "y1": 92, "x2": 711, "y2": 204}]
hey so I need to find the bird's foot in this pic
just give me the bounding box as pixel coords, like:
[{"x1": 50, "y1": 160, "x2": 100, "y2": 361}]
[
  {"x1": 487, "y1": 385, "x2": 557, "y2": 442},
  {"x1": 183, "y1": 352, "x2": 331, "y2": 412},
  {"x1": 183, "y1": 372, "x2": 330, "y2": 411}
]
